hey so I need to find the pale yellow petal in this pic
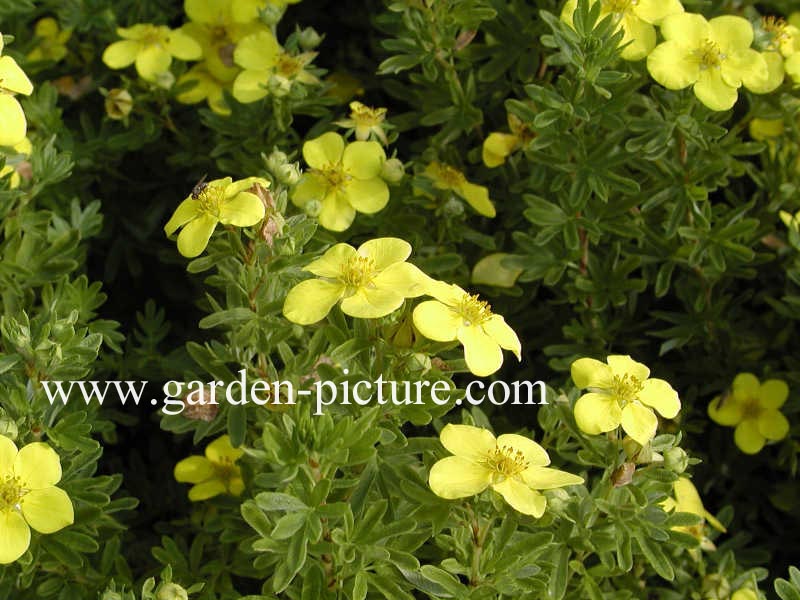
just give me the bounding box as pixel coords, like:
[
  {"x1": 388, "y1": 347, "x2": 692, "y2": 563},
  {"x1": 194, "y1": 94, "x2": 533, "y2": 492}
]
[
  {"x1": 232, "y1": 69, "x2": 270, "y2": 103},
  {"x1": 342, "y1": 140, "x2": 385, "y2": 179},
  {"x1": 102, "y1": 40, "x2": 140, "y2": 69},
  {"x1": 0, "y1": 511, "x2": 30, "y2": 564},
  {"x1": 0, "y1": 56, "x2": 33, "y2": 95},
  {"x1": 206, "y1": 435, "x2": 244, "y2": 464},
  {"x1": 429, "y1": 456, "x2": 491, "y2": 499},
  {"x1": 357, "y1": 237, "x2": 411, "y2": 269},
  {"x1": 481, "y1": 315, "x2": 521, "y2": 360},
  {"x1": 757, "y1": 410, "x2": 789, "y2": 441},
  {"x1": 188, "y1": 480, "x2": 227, "y2": 501},
  {"x1": 647, "y1": 40, "x2": 699, "y2": 89},
  {"x1": 0, "y1": 95, "x2": 27, "y2": 147},
  {"x1": 14, "y1": 443, "x2": 62, "y2": 489},
  {"x1": 164, "y1": 198, "x2": 201, "y2": 236},
  {"x1": 176, "y1": 213, "x2": 218, "y2": 258},
  {"x1": 458, "y1": 181, "x2": 495, "y2": 217},
  {"x1": 305, "y1": 243, "x2": 357, "y2": 277},
  {"x1": 283, "y1": 279, "x2": 345, "y2": 325},
  {"x1": 371, "y1": 262, "x2": 431, "y2": 298},
  {"x1": 570, "y1": 358, "x2": 614, "y2": 389},
  {"x1": 20, "y1": 487, "x2": 74, "y2": 533},
  {"x1": 693, "y1": 70, "x2": 738, "y2": 112},
  {"x1": 344, "y1": 177, "x2": 389, "y2": 214},
  {"x1": 734, "y1": 419, "x2": 765, "y2": 454},
  {"x1": 413, "y1": 300, "x2": 461, "y2": 342},
  {"x1": 573, "y1": 392, "x2": 621, "y2": 435},
  {"x1": 339, "y1": 287, "x2": 404, "y2": 319},
  {"x1": 174, "y1": 456, "x2": 215, "y2": 483},
  {"x1": 496, "y1": 434, "x2": 550, "y2": 466},
  {"x1": 620, "y1": 402, "x2": 658, "y2": 446},
  {"x1": 521, "y1": 466, "x2": 583, "y2": 490},
  {"x1": 607, "y1": 355, "x2": 650, "y2": 382},
  {"x1": 638, "y1": 378, "x2": 680, "y2": 418},
  {"x1": 135, "y1": 45, "x2": 172, "y2": 82},
  {"x1": 758, "y1": 379, "x2": 788, "y2": 410},
  {"x1": 318, "y1": 193, "x2": 356, "y2": 232},
  {"x1": 303, "y1": 132, "x2": 345, "y2": 170},
  {"x1": 458, "y1": 324, "x2": 503, "y2": 377},
  {"x1": 492, "y1": 478, "x2": 546, "y2": 517},
  {"x1": 440, "y1": 424, "x2": 497, "y2": 461},
  {"x1": 0, "y1": 436, "x2": 18, "y2": 475},
  {"x1": 708, "y1": 395, "x2": 743, "y2": 426}
]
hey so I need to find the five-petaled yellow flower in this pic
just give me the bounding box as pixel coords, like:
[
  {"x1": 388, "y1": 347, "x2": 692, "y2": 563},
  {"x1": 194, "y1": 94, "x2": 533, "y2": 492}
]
[
  {"x1": 233, "y1": 31, "x2": 319, "y2": 102},
  {"x1": 164, "y1": 176, "x2": 267, "y2": 258},
  {"x1": 423, "y1": 162, "x2": 495, "y2": 218},
  {"x1": 429, "y1": 424, "x2": 584, "y2": 517},
  {"x1": 708, "y1": 373, "x2": 790, "y2": 454},
  {"x1": 283, "y1": 237, "x2": 430, "y2": 324},
  {"x1": 174, "y1": 435, "x2": 245, "y2": 501},
  {"x1": 176, "y1": 64, "x2": 231, "y2": 115},
  {"x1": 0, "y1": 435, "x2": 74, "y2": 564},
  {"x1": 482, "y1": 113, "x2": 535, "y2": 168},
  {"x1": 334, "y1": 101, "x2": 389, "y2": 145},
  {"x1": 291, "y1": 132, "x2": 389, "y2": 231},
  {"x1": 413, "y1": 281, "x2": 521, "y2": 377},
  {"x1": 571, "y1": 355, "x2": 681, "y2": 446},
  {"x1": 662, "y1": 477, "x2": 725, "y2": 552},
  {"x1": 27, "y1": 17, "x2": 72, "y2": 63},
  {"x1": 647, "y1": 14, "x2": 768, "y2": 111},
  {"x1": 561, "y1": 0, "x2": 684, "y2": 61},
  {"x1": 102, "y1": 23, "x2": 202, "y2": 83},
  {"x1": 0, "y1": 35, "x2": 34, "y2": 147}
]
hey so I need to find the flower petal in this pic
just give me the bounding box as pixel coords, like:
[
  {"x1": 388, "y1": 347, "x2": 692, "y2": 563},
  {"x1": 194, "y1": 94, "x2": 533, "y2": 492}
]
[
  {"x1": 0, "y1": 436, "x2": 18, "y2": 475},
  {"x1": 620, "y1": 402, "x2": 658, "y2": 446},
  {"x1": 318, "y1": 193, "x2": 356, "y2": 232},
  {"x1": 647, "y1": 40, "x2": 699, "y2": 89},
  {"x1": 174, "y1": 456, "x2": 215, "y2": 483},
  {"x1": 693, "y1": 70, "x2": 738, "y2": 112},
  {"x1": 734, "y1": 419, "x2": 765, "y2": 454},
  {"x1": 233, "y1": 31, "x2": 281, "y2": 71},
  {"x1": 458, "y1": 324, "x2": 503, "y2": 377},
  {"x1": 638, "y1": 378, "x2": 680, "y2": 418},
  {"x1": 219, "y1": 192, "x2": 265, "y2": 226},
  {"x1": 14, "y1": 443, "x2": 62, "y2": 489},
  {"x1": 633, "y1": 0, "x2": 683, "y2": 25},
  {"x1": 0, "y1": 511, "x2": 30, "y2": 564},
  {"x1": 440, "y1": 424, "x2": 497, "y2": 461},
  {"x1": 357, "y1": 237, "x2": 411, "y2": 269},
  {"x1": 305, "y1": 243, "x2": 357, "y2": 277},
  {"x1": 758, "y1": 379, "x2": 788, "y2": 410},
  {"x1": 481, "y1": 315, "x2": 521, "y2": 360},
  {"x1": 339, "y1": 287, "x2": 404, "y2": 319},
  {"x1": 188, "y1": 480, "x2": 227, "y2": 501},
  {"x1": 757, "y1": 410, "x2": 789, "y2": 441},
  {"x1": 746, "y1": 52, "x2": 784, "y2": 94},
  {"x1": 660, "y1": 13, "x2": 711, "y2": 45},
  {"x1": 342, "y1": 141, "x2": 385, "y2": 179},
  {"x1": 291, "y1": 173, "x2": 327, "y2": 208},
  {"x1": 344, "y1": 177, "x2": 389, "y2": 214},
  {"x1": 372, "y1": 262, "x2": 431, "y2": 298},
  {"x1": 0, "y1": 56, "x2": 33, "y2": 95},
  {"x1": 21, "y1": 487, "x2": 74, "y2": 533},
  {"x1": 618, "y1": 14, "x2": 656, "y2": 61},
  {"x1": 725, "y1": 49, "x2": 768, "y2": 91},
  {"x1": 458, "y1": 181, "x2": 495, "y2": 217},
  {"x1": 496, "y1": 434, "x2": 550, "y2": 467},
  {"x1": 303, "y1": 132, "x2": 345, "y2": 170},
  {"x1": 164, "y1": 198, "x2": 200, "y2": 236},
  {"x1": 521, "y1": 466, "x2": 583, "y2": 490},
  {"x1": 283, "y1": 279, "x2": 345, "y2": 325},
  {"x1": 672, "y1": 477, "x2": 704, "y2": 516},
  {"x1": 482, "y1": 133, "x2": 519, "y2": 167},
  {"x1": 413, "y1": 300, "x2": 461, "y2": 342},
  {"x1": 0, "y1": 95, "x2": 27, "y2": 147},
  {"x1": 167, "y1": 27, "x2": 203, "y2": 60},
  {"x1": 232, "y1": 69, "x2": 270, "y2": 103},
  {"x1": 573, "y1": 392, "x2": 621, "y2": 435},
  {"x1": 570, "y1": 358, "x2": 613, "y2": 389},
  {"x1": 429, "y1": 456, "x2": 491, "y2": 499},
  {"x1": 176, "y1": 212, "x2": 218, "y2": 258},
  {"x1": 732, "y1": 373, "x2": 760, "y2": 402},
  {"x1": 709, "y1": 16, "x2": 753, "y2": 51},
  {"x1": 492, "y1": 478, "x2": 546, "y2": 517},
  {"x1": 206, "y1": 435, "x2": 244, "y2": 464},
  {"x1": 101, "y1": 40, "x2": 140, "y2": 69},
  {"x1": 135, "y1": 45, "x2": 172, "y2": 82},
  {"x1": 707, "y1": 395, "x2": 743, "y2": 426},
  {"x1": 607, "y1": 355, "x2": 650, "y2": 382}
]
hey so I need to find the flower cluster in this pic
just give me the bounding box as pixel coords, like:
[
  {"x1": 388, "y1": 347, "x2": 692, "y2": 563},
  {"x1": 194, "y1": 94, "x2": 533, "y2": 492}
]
[{"x1": 174, "y1": 435, "x2": 245, "y2": 501}]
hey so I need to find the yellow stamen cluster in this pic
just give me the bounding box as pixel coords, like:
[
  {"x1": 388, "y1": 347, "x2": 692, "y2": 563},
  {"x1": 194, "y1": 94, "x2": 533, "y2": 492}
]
[
  {"x1": 610, "y1": 373, "x2": 644, "y2": 405},
  {"x1": 457, "y1": 293, "x2": 493, "y2": 327},
  {"x1": 696, "y1": 39, "x2": 726, "y2": 69},
  {"x1": 0, "y1": 475, "x2": 24, "y2": 511},
  {"x1": 436, "y1": 164, "x2": 467, "y2": 188},
  {"x1": 340, "y1": 255, "x2": 376, "y2": 288},
  {"x1": 276, "y1": 53, "x2": 304, "y2": 78},
  {"x1": 197, "y1": 184, "x2": 226, "y2": 217},
  {"x1": 350, "y1": 102, "x2": 387, "y2": 127},
  {"x1": 484, "y1": 445, "x2": 529, "y2": 481},
  {"x1": 319, "y1": 165, "x2": 350, "y2": 191},
  {"x1": 602, "y1": 0, "x2": 637, "y2": 14}
]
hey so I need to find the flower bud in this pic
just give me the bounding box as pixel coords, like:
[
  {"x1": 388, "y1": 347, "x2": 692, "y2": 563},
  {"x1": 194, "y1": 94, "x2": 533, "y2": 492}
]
[
  {"x1": 304, "y1": 199, "x2": 323, "y2": 217},
  {"x1": 380, "y1": 158, "x2": 404, "y2": 184},
  {"x1": 442, "y1": 196, "x2": 465, "y2": 217},
  {"x1": 0, "y1": 416, "x2": 18, "y2": 440},
  {"x1": 701, "y1": 574, "x2": 730, "y2": 600},
  {"x1": 409, "y1": 352, "x2": 432, "y2": 373},
  {"x1": 663, "y1": 447, "x2": 689, "y2": 474},
  {"x1": 268, "y1": 74, "x2": 292, "y2": 97},
  {"x1": 156, "y1": 583, "x2": 189, "y2": 600},
  {"x1": 265, "y1": 149, "x2": 289, "y2": 172},
  {"x1": 611, "y1": 462, "x2": 635, "y2": 487},
  {"x1": 100, "y1": 592, "x2": 123, "y2": 600},
  {"x1": 259, "y1": 4, "x2": 283, "y2": 26},
  {"x1": 105, "y1": 89, "x2": 133, "y2": 120},
  {"x1": 298, "y1": 27, "x2": 322, "y2": 51},
  {"x1": 154, "y1": 70, "x2": 175, "y2": 90}
]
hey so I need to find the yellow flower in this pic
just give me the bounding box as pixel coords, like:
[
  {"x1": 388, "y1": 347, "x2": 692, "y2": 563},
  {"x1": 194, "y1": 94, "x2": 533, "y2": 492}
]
[
  {"x1": 749, "y1": 117, "x2": 784, "y2": 141},
  {"x1": 334, "y1": 101, "x2": 389, "y2": 145},
  {"x1": 423, "y1": 162, "x2": 495, "y2": 218},
  {"x1": 102, "y1": 24, "x2": 202, "y2": 83},
  {"x1": 482, "y1": 113, "x2": 535, "y2": 168},
  {"x1": 561, "y1": 0, "x2": 684, "y2": 61},
  {"x1": 0, "y1": 36, "x2": 34, "y2": 147},
  {"x1": 175, "y1": 64, "x2": 231, "y2": 115},
  {"x1": 708, "y1": 373, "x2": 790, "y2": 454},
  {"x1": 428, "y1": 424, "x2": 583, "y2": 517},
  {"x1": 413, "y1": 281, "x2": 521, "y2": 377},
  {"x1": 570, "y1": 355, "x2": 681, "y2": 446},
  {"x1": 283, "y1": 237, "x2": 430, "y2": 324},
  {"x1": 104, "y1": 89, "x2": 134, "y2": 120},
  {"x1": 164, "y1": 176, "x2": 267, "y2": 258},
  {"x1": 0, "y1": 435, "x2": 74, "y2": 564},
  {"x1": 662, "y1": 477, "x2": 725, "y2": 551},
  {"x1": 174, "y1": 435, "x2": 245, "y2": 501},
  {"x1": 647, "y1": 14, "x2": 768, "y2": 111},
  {"x1": 232, "y1": 31, "x2": 318, "y2": 102},
  {"x1": 747, "y1": 17, "x2": 800, "y2": 93},
  {"x1": 291, "y1": 132, "x2": 389, "y2": 231},
  {"x1": 27, "y1": 17, "x2": 72, "y2": 63}
]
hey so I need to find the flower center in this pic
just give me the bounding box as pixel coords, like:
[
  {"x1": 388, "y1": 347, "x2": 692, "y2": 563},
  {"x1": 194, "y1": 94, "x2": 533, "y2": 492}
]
[
  {"x1": 276, "y1": 53, "x2": 304, "y2": 78},
  {"x1": 456, "y1": 293, "x2": 492, "y2": 327},
  {"x1": 484, "y1": 445, "x2": 528, "y2": 481},
  {"x1": 0, "y1": 475, "x2": 25, "y2": 512},
  {"x1": 351, "y1": 103, "x2": 386, "y2": 127},
  {"x1": 340, "y1": 255, "x2": 377, "y2": 288},
  {"x1": 602, "y1": 0, "x2": 636, "y2": 14},
  {"x1": 435, "y1": 164, "x2": 466, "y2": 189},
  {"x1": 212, "y1": 457, "x2": 238, "y2": 486},
  {"x1": 611, "y1": 373, "x2": 643, "y2": 405},
  {"x1": 196, "y1": 184, "x2": 225, "y2": 217},
  {"x1": 318, "y1": 165, "x2": 350, "y2": 191},
  {"x1": 762, "y1": 16, "x2": 791, "y2": 50},
  {"x1": 210, "y1": 26, "x2": 229, "y2": 44},
  {"x1": 695, "y1": 39, "x2": 726, "y2": 69},
  {"x1": 740, "y1": 397, "x2": 762, "y2": 420},
  {"x1": 140, "y1": 25, "x2": 168, "y2": 47}
]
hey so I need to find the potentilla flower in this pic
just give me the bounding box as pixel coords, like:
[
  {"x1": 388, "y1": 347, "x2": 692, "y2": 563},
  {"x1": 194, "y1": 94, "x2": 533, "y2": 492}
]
[
  {"x1": 27, "y1": 17, "x2": 72, "y2": 63},
  {"x1": 334, "y1": 101, "x2": 389, "y2": 145},
  {"x1": 232, "y1": 31, "x2": 319, "y2": 102},
  {"x1": 283, "y1": 237, "x2": 430, "y2": 324},
  {"x1": 291, "y1": 132, "x2": 389, "y2": 231},
  {"x1": 0, "y1": 36, "x2": 34, "y2": 147},
  {"x1": 561, "y1": 0, "x2": 684, "y2": 61},
  {"x1": 412, "y1": 281, "x2": 521, "y2": 377},
  {"x1": 647, "y1": 14, "x2": 768, "y2": 111},
  {"x1": 174, "y1": 435, "x2": 245, "y2": 501},
  {"x1": 0, "y1": 435, "x2": 74, "y2": 564},
  {"x1": 164, "y1": 176, "x2": 267, "y2": 258},
  {"x1": 482, "y1": 113, "x2": 534, "y2": 168},
  {"x1": 707, "y1": 373, "x2": 790, "y2": 454},
  {"x1": 428, "y1": 424, "x2": 584, "y2": 517},
  {"x1": 175, "y1": 64, "x2": 231, "y2": 115},
  {"x1": 662, "y1": 477, "x2": 725, "y2": 551},
  {"x1": 570, "y1": 355, "x2": 681, "y2": 446},
  {"x1": 423, "y1": 162, "x2": 495, "y2": 218},
  {"x1": 102, "y1": 23, "x2": 202, "y2": 83}
]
